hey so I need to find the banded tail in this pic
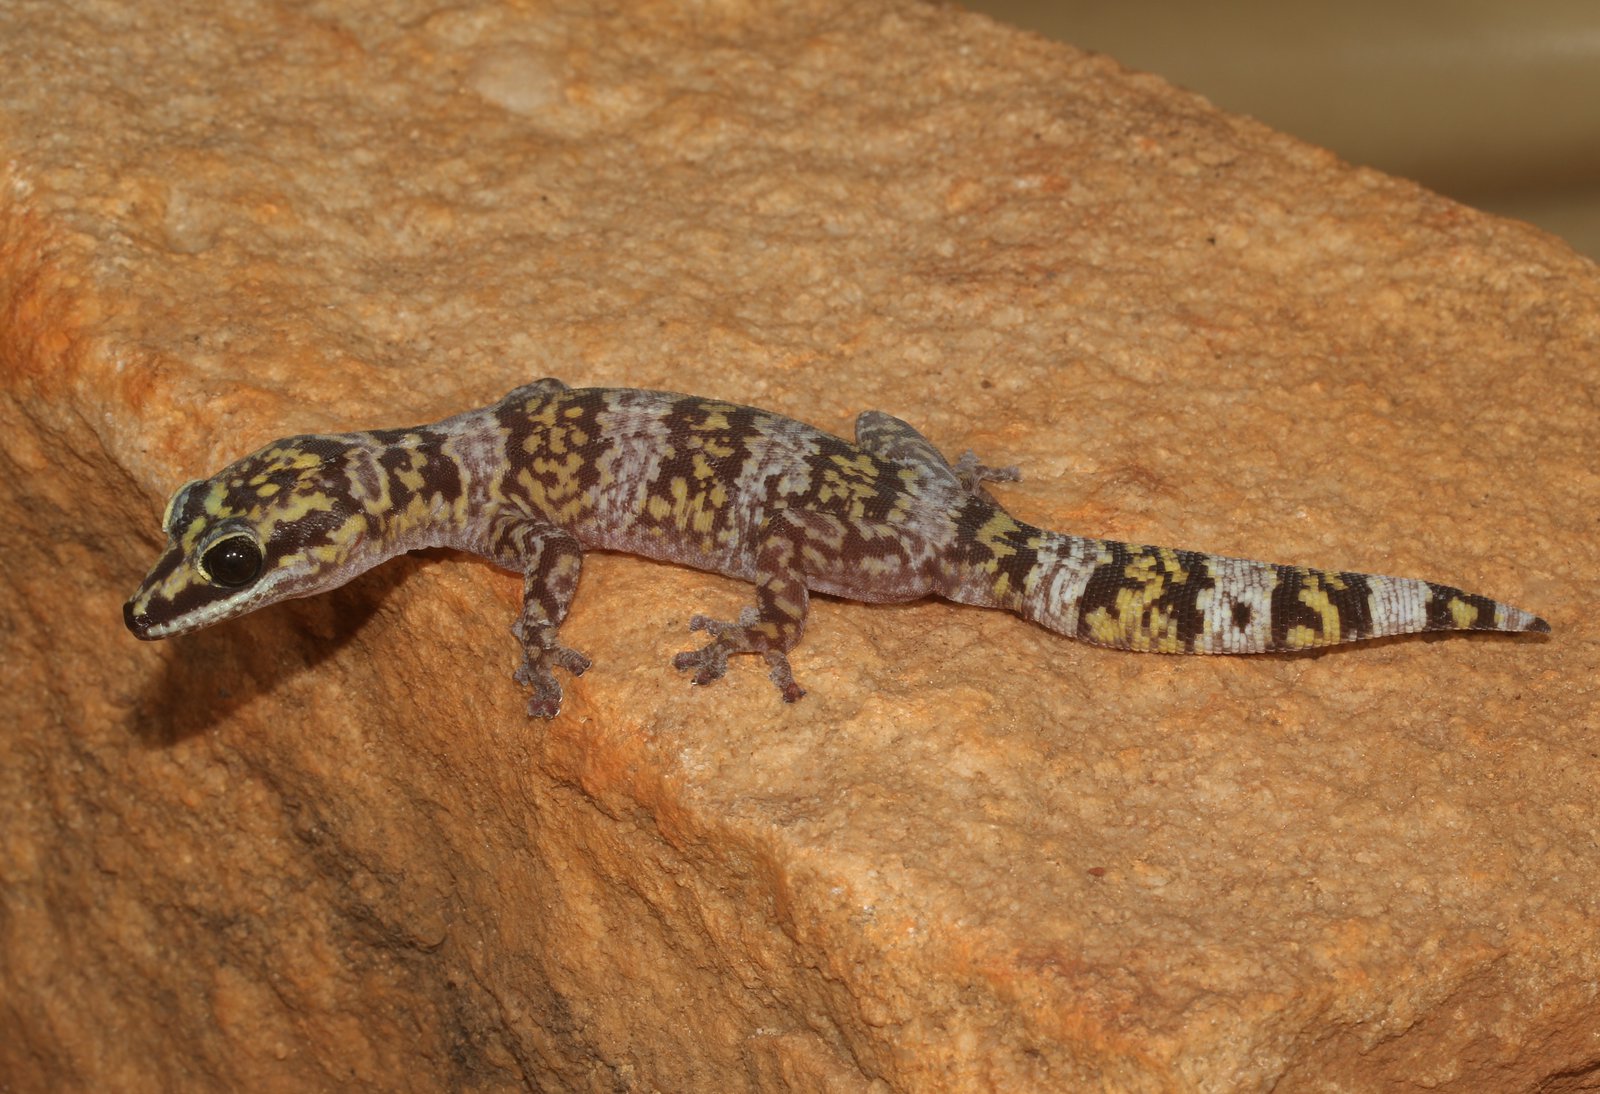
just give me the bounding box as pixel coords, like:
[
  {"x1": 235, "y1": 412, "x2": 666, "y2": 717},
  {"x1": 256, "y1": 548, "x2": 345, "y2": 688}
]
[{"x1": 1006, "y1": 531, "x2": 1548, "y2": 654}]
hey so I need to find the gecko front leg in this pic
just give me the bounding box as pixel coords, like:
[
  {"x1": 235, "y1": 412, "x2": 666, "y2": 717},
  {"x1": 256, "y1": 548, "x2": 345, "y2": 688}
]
[{"x1": 486, "y1": 514, "x2": 592, "y2": 717}]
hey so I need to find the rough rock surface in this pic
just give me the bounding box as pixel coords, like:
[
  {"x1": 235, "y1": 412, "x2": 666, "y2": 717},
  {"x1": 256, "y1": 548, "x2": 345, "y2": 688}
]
[{"x1": 1, "y1": 1, "x2": 1594, "y2": 1090}]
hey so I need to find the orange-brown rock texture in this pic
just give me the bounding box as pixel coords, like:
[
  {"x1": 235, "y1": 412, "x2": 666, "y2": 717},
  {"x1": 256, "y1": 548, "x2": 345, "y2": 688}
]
[{"x1": 1, "y1": 1, "x2": 1594, "y2": 1090}]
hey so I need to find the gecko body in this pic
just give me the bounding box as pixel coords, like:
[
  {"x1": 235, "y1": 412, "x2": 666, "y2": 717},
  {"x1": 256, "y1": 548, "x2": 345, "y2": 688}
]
[{"x1": 125, "y1": 379, "x2": 1548, "y2": 716}]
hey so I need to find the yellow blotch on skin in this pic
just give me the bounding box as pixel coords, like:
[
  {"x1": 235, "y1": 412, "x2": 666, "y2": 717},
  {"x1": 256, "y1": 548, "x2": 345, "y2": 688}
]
[
  {"x1": 326, "y1": 511, "x2": 367, "y2": 547},
  {"x1": 392, "y1": 457, "x2": 426, "y2": 495},
  {"x1": 263, "y1": 447, "x2": 324, "y2": 472},
  {"x1": 1449, "y1": 597, "x2": 1479, "y2": 628},
  {"x1": 1080, "y1": 583, "x2": 1186, "y2": 651},
  {"x1": 691, "y1": 406, "x2": 736, "y2": 431},
  {"x1": 200, "y1": 481, "x2": 233, "y2": 520},
  {"x1": 531, "y1": 452, "x2": 584, "y2": 487},
  {"x1": 962, "y1": 510, "x2": 1023, "y2": 574},
  {"x1": 523, "y1": 402, "x2": 561, "y2": 429},
  {"x1": 536, "y1": 425, "x2": 590, "y2": 456},
  {"x1": 1296, "y1": 576, "x2": 1342, "y2": 641},
  {"x1": 1283, "y1": 625, "x2": 1320, "y2": 649},
  {"x1": 1119, "y1": 587, "x2": 1177, "y2": 651},
  {"x1": 1123, "y1": 547, "x2": 1188, "y2": 588},
  {"x1": 382, "y1": 495, "x2": 439, "y2": 542},
  {"x1": 517, "y1": 465, "x2": 593, "y2": 524},
  {"x1": 263, "y1": 490, "x2": 337, "y2": 532},
  {"x1": 816, "y1": 455, "x2": 885, "y2": 519},
  {"x1": 667, "y1": 477, "x2": 721, "y2": 535},
  {"x1": 828, "y1": 452, "x2": 880, "y2": 479},
  {"x1": 1083, "y1": 606, "x2": 1125, "y2": 646}
]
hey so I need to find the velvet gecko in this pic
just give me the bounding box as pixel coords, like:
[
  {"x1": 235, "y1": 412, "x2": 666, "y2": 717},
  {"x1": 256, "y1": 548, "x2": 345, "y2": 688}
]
[{"x1": 125, "y1": 379, "x2": 1549, "y2": 716}]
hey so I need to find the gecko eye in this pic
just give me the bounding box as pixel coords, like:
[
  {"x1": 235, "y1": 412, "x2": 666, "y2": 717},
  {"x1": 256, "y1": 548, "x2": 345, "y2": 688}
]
[{"x1": 202, "y1": 535, "x2": 264, "y2": 587}]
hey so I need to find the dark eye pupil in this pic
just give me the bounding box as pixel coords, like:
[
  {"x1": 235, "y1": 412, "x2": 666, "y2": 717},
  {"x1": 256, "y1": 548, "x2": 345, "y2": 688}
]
[{"x1": 203, "y1": 537, "x2": 263, "y2": 587}]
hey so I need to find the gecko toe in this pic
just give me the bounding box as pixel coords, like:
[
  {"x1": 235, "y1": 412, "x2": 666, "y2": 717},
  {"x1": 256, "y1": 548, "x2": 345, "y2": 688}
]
[
  {"x1": 513, "y1": 644, "x2": 589, "y2": 717},
  {"x1": 765, "y1": 653, "x2": 805, "y2": 703},
  {"x1": 516, "y1": 668, "x2": 565, "y2": 718},
  {"x1": 525, "y1": 691, "x2": 562, "y2": 719},
  {"x1": 551, "y1": 646, "x2": 592, "y2": 676},
  {"x1": 673, "y1": 643, "x2": 730, "y2": 686}
]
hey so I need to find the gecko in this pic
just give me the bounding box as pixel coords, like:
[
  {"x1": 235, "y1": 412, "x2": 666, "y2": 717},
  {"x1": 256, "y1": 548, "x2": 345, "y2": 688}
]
[{"x1": 124, "y1": 379, "x2": 1549, "y2": 717}]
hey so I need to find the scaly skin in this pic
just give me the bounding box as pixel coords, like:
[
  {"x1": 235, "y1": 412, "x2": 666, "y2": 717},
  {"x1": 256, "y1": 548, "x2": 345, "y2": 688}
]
[{"x1": 125, "y1": 379, "x2": 1550, "y2": 716}]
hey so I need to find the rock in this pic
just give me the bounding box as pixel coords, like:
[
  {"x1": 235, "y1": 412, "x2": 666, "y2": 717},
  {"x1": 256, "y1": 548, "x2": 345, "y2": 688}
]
[{"x1": 0, "y1": 0, "x2": 1591, "y2": 1089}]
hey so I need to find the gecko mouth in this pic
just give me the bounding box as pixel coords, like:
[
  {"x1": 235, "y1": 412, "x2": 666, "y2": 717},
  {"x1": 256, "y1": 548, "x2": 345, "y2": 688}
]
[{"x1": 124, "y1": 599, "x2": 159, "y2": 640}]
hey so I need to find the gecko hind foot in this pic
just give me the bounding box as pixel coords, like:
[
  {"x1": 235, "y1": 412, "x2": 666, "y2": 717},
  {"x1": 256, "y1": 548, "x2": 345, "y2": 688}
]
[
  {"x1": 511, "y1": 620, "x2": 591, "y2": 718},
  {"x1": 672, "y1": 609, "x2": 805, "y2": 702},
  {"x1": 671, "y1": 610, "x2": 750, "y2": 685},
  {"x1": 952, "y1": 451, "x2": 1021, "y2": 498}
]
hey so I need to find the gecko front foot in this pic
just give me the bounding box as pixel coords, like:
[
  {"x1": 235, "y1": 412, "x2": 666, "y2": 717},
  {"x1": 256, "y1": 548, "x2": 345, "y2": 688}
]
[
  {"x1": 511, "y1": 619, "x2": 591, "y2": 718},
  {"x1": 672, "y1": 610, "x2": 806, "y2": 702}
]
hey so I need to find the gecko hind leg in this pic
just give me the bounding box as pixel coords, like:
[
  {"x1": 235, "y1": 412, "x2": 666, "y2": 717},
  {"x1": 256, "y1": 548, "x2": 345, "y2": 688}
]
[
  {"x1": 673, "y1": 512, "x2": 809, "y2": 703},
  {"x1": 854, "y1": 410, "x2": 1019, "y2": 503}
]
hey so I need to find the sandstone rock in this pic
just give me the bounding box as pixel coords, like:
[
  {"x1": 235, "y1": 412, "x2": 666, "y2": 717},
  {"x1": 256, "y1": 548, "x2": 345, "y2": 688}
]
[{"x1": 0, "y1": 0, "x2": 1592, "y2": 1089}]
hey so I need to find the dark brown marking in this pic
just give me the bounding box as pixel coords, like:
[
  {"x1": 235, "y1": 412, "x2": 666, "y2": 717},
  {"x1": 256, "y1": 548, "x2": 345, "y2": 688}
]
[
  {"x1": 1269, "y1": 566, "x2": 1326, "y2": 647},
  {"x1": 1162, "y1": 550, "x2": 1217, "y2": 649},
  {"x1": 994, "y1": 529, "x2": 1045, "y2": 604},
  {"x1": 1324, "y1": 570, "x2": 1375, "y2": 640},
  {"x1": 1075, "y1": 540, "x2": 1137, "y2": 641},
  {"x1": 797, "y1": 441, "x2": 905, "y2": 522}
]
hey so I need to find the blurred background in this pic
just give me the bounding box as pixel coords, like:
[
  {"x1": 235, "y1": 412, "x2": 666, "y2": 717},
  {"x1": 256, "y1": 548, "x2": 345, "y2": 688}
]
[{"x1": 963, "y1": 1, "x2": 1600, "y2": 261}]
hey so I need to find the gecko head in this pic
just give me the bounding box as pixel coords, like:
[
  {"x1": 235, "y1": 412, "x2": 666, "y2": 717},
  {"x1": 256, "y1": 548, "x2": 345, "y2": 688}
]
[{"x1": 124, "y1": 435, "x2": 382, "y2": 640}]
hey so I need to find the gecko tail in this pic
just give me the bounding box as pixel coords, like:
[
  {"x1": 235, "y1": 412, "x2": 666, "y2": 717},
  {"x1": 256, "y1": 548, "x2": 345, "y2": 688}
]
[{"x1": 1016, "y1": 534, "x2": 1549, "y2": 654}]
